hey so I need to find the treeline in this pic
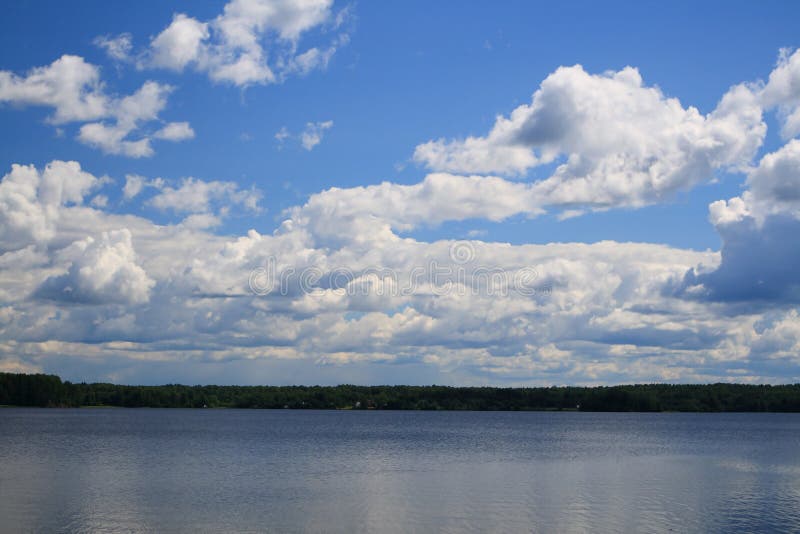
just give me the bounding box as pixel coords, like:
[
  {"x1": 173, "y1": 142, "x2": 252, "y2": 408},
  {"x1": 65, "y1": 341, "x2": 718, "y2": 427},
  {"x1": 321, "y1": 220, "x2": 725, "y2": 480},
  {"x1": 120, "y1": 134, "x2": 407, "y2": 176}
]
[{"x1": 2, "y1": 373, "x2": 800, "y2": 411}]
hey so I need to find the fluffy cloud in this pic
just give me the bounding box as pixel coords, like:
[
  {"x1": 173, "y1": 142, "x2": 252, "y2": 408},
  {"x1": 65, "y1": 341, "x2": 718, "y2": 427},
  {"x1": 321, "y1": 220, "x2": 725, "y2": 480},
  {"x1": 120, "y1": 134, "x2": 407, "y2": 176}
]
[
  {"x1": 123, "y1": 174, "x2": 146, "y2": 200},
  {"x1": 35, "y1": 229, "x2": 155, "y2": 305},
  {"x1": 0, "y1": 56, "x2": 193, "y2": 157},
  {"x1": 122, "y1": 173, "x2": 261, "y2": 226},
  {"x1": 78, "y1": 81, "x2": 184, "y2": 157},
  {"x1": 678, "y1": 214, "x2": 800, "y2": 302},
  {"x1": 147, "y1": 176, "x2": 262, "y2": 216},
  {"x1": 678, "y1": 140, "x2": 800, "y2": 303},
  {"x1": 415, "y1": 64, "x2": 765, "y2": 213},
  {"x1": 123, "y1": 174, "x2": 163, "y2": 200},
  {"x1": 154, "y1": 121, "x2": 195, "y2": 141},
  {"x1": 144, "y1": 0, "x2": 347, "y2": 86},
  {"x1": 742, "y1": 139, "x2": 800, "y2": 220},
  {"x1": 675, "y1": 49, "x2": 800, "y2": 303},
  {"x1": 287, "y1": 172, "x2": 543, "y2": 245},
  {"x1": 761, "y1": 48, "x2": 800, "y2": 139},
  {"x1": 4, "y1": 50, "x2": 800, "y2": 384},
  {"x1": 0, "y1": 55, "x2": 108, "y2": 123},
  {"x1": 148, "y1": 14, "x2": 210, "y2": 71},
  {"x1": 3, "y1": 156, "x2": 797, "y2": 385},
  {"x1": 0, "y1": 160, "x2": 102, "y2": 252}
]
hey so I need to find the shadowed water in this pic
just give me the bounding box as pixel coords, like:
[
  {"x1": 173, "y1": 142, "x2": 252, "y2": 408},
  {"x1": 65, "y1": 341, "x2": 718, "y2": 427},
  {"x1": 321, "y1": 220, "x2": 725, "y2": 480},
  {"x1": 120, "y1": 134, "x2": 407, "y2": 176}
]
[{"x1": 1, "y1": 409, "x2": 799, "y2": 532}]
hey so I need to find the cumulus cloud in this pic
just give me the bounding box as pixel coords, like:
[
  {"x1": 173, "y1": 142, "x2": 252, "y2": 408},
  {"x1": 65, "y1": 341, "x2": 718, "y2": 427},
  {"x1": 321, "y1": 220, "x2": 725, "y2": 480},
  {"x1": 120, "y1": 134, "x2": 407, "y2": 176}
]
[
  {"x1": 0, "y1": 56, "x2": 193, "y2": 157},
  {"x1": 678, "y1": 215, "x2": 800, "y2": 302},
  {"x1": 123, "y1": 174, "x2": 147, "y2": 200},
  {"x1": 742, "y1": 139, "x2": 800, "y2": 220},
  {"x1": 143, "y1": 0, "x2": 348, "y2": 86},
  {"x1": 154, "y1": 121, "x2": 195, "y2": 141},
  {"x1": 0, "y1": 55, "x2": 109, "y2": 123},
  {"x1": 148, "y1": 14, "x2": 210, "y2": 71},
  {"x1": 125, "y1": 173, "x2": 261, "y2": 226},
  {"x1": 0, "y1": 160, "x2": 103, "y2": 252},
  {"x1": 761, "y1": 48, "x2": 800, "y2": 139},
  {"x1": 147, "y1": 176, "x2": 262, "y2": 218},
  {"x1": 36, "y1": 229, "x2": 155, "y2": 305},
  {"x1": 5, "y1": 50, "x2": 800, "y2": 384},
  {"x1": 78, "y1": 81, "x2": 185, "y2": 157},
  {"x1": 287, "y1": 172, "x2": 543, "y2": 245},
  {"x1": 675, "y1": 49, "x2": 800, "y2": 303},
  {"x1": 414, "y1": 64, "x2": 765, "y2": 214},
  {"x1": 122, "y1": 174, "x2": 165, "y2": 201},
  {"x1": 677, "y1": 140, "x2": 800, "y2": 303},
  {"x1": 1, "y1": 156, "x2": 797, "y2": 384}
]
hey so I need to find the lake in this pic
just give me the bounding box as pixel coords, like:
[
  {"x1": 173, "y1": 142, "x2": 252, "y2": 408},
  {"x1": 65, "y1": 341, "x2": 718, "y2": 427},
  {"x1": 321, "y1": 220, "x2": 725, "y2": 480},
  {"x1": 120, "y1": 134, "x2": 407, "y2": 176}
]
[{"x1": 1, "y1": 409, "x2": 799, "y2": 532}]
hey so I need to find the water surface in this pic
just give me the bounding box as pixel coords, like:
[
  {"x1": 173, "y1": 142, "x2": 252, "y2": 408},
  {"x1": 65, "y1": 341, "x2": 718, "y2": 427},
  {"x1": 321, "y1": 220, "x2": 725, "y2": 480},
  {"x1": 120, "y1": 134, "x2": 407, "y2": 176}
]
[{"x1": 1, "y1": 409, "x2": 799, "y2": 532}]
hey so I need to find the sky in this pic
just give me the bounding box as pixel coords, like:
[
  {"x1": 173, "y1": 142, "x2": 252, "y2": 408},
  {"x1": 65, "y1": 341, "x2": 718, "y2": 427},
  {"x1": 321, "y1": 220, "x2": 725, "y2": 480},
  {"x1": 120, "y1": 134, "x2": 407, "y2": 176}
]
[{"x1": 1, "y1": 1, "x2": 800, "y2": 386}]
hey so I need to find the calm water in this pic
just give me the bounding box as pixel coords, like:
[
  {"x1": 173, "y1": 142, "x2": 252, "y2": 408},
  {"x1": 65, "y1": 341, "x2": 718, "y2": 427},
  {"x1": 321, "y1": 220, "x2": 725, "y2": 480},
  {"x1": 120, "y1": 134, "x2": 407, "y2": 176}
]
[{"x1": 1, "y1": 410, "x2": 799, "y2": 533}]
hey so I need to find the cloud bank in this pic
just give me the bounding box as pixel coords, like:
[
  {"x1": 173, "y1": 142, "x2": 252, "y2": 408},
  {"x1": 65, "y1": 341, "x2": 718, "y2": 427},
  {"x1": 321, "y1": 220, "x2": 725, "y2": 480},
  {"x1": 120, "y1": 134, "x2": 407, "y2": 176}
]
[{"x1": 2, "y1": 39, "x2": 800, "y2": 385}]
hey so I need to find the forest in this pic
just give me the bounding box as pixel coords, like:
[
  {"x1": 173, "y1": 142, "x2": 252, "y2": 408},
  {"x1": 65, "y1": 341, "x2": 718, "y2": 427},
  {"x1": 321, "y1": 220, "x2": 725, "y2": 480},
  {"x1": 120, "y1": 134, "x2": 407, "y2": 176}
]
[{"x1": 2, "y1": 372, "x2": 800, "y2": 411}]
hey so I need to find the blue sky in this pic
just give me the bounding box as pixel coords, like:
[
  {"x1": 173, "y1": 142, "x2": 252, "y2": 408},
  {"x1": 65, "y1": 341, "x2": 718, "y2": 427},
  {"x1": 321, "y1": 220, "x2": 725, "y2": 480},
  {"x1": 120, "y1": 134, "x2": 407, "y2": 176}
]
[{"x1": 1, "y1": 1, "x2": 800, "y2": 385}]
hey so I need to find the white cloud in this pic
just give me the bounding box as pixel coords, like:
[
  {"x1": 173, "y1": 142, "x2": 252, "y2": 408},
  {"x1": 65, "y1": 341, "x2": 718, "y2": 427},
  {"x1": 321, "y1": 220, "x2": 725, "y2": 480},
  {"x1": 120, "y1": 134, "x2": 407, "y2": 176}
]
[
  {"x1": 123, "y1": 174, "x2": 147, "y2": 200},
  {"x1": 742, "y1": 139, "x2": 800, "y2": 220},
  {"x1": 227, "y1": 0, "x2": 334, "y2": 41},
  {"x1": 36, "y1": 229, "x2": 155, "y2": 305},
  {"x1": 154, "y1": 121, "x2": 195, "y2": 141},
  {"x1": 678, "y1": 139, "x2": 800, "y2": 303},
  {"x1": 284, "y1": 45, "x2": 337, "y2": 76},
  {"x1": 287, "y1": 172, "x2": 543, "y2": 245},
  {"x1": 0, "y1": 164, "x2": 52, "y2": 251},
  {"x1": 2, "y1": 157, "x2": 799, "y2": 384},
  {"x1": 180, "y1": 212, "x2": 223, "y2": 230},
  {"x1": 78, "y1": 81, "x2": 179, "y2": 157},
  {"x1": 90, "y1": 195, "x2": 109, "y2": 208},
  {"x1": 147, "y1": 176, "x2": 262, "y2": 216},
  {"x1": 414, "y1": 64, "x2": 765, "y2": 213},
  {"x1": 39, "y1": 160, "x2": 102, "y2": 207},
  {"x1": 0, "y1": 55, "x2": 109, "y2": 123},
  {"x1": 79, "y1": 122, "x2": 154, "y2": 157},
  {"x1": 275, "y1": 126, "x2": 291, "y2": 144},
  {"x1": 275, "y1": 120, "x2": 334, "y2": 150},
  {"x1": 281, "y1": 33, "x2": 349, "y2": 78},
  {"x1": 0, "y1": 56, "x2": 194, "y2": 157},
  {"x1": 761, "y1": 48, "x2": 800, "y2": 139},
  {"x1": 300, "y1": 120, "x2": 333, "y2": 150},
  {"x1": 93, "y1": 33, "x2": 133, "y2": 62},
  {"x1": 704, "y1": 138, "x2": 800, "y2": 230},
  {"x1": 0, "y1": 160, "x2": 103, "y2": 252},
  {"x1": 678, "y1": 54, "x2": 800, "y2": 303},
  {"x1": 5, "y1": 49, "x2": 800, "y2": 384},
  {"x1": 122, "y1": 174, "x2": 263, "y2": 223},
  {"x1": 148, "y1": 14, "x2": 210, "y2": 71},
  {"x1": 143, "y1": 0, "x2": 346, "y2": 87},
  {"x1": 708, "y1": 196, "x2": 750, "y2": 226}
]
